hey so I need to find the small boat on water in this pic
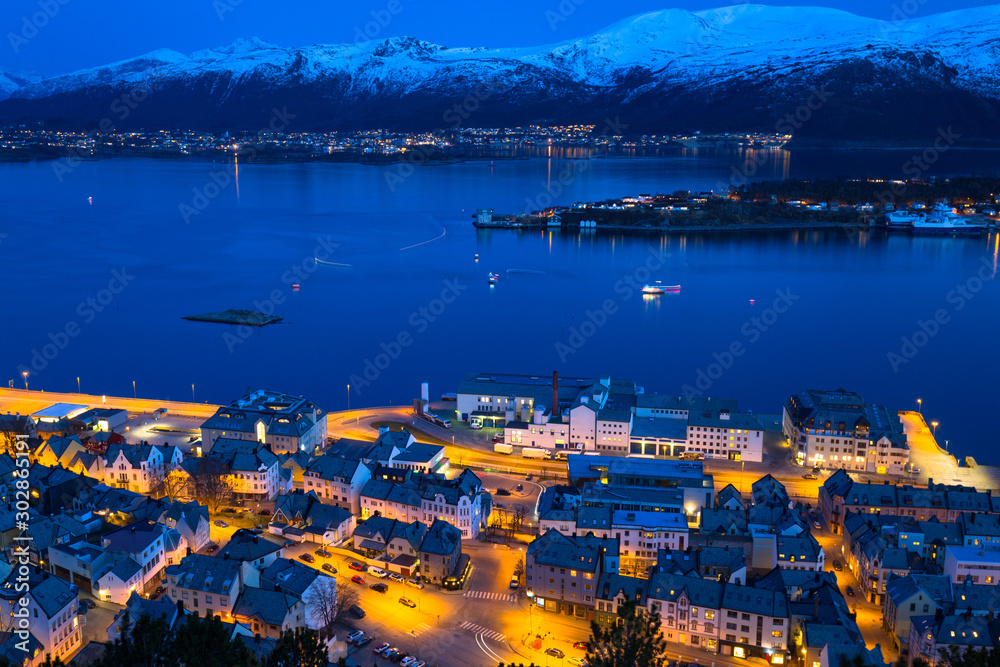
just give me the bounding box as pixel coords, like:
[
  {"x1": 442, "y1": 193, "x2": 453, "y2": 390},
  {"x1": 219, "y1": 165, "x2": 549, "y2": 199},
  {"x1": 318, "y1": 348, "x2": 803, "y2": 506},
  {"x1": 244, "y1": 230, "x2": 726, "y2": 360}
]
[
  {"x1": 474, "y1": 254, "x2": 479, "y2": 261},
  {"x1": 488, "y1": 272, "x2": 499, "y2": 284},
  {"x1": 749, "y1": 298, "x2": 755, "y2": 305},
  {"x1": 642, "y1": 282, "x2": 681, "y2": 295}
]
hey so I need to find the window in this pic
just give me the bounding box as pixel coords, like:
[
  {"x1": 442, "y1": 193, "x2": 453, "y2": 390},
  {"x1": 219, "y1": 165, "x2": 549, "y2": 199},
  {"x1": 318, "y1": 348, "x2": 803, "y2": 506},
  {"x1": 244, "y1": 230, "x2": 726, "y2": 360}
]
[{"x1": 772, "y1": 630, "x2": 783, "y2": 637}]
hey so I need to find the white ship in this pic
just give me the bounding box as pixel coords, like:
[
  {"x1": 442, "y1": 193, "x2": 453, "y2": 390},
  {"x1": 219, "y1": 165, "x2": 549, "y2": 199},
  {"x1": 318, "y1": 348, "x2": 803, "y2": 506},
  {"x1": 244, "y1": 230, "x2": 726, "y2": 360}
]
[{"x1": 911, "y1": 202, "x2": 985, "y2": 236}]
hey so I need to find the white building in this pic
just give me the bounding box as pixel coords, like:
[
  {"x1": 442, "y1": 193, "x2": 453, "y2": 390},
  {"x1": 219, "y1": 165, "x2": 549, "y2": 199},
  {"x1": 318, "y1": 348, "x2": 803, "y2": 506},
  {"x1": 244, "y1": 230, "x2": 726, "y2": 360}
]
[
  {"x1": 24, "y1": 574, "x2": 82, "y2": 663},
  {"x1": 686, "y1": 410, "x2": 764, "y2": 462},
  {"x1": 943, "y1": 544, "x2": 1000, "y2": 585},
  {"x1": 102, "y1": 443, "x2": 166, "y2": 494},
  {"x1": 302, "y1": 455, "x2": 372, "y2": 514},
  {"x1": 207, "y1": 438, "x2": 281, "y2": 501}
]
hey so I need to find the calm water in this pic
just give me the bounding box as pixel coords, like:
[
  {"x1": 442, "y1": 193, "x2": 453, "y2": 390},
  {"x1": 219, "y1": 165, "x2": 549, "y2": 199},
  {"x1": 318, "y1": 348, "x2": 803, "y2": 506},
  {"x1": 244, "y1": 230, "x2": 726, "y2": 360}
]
[{"x1": 3, "y1": 147, "x2": 1000, "y2": 462}]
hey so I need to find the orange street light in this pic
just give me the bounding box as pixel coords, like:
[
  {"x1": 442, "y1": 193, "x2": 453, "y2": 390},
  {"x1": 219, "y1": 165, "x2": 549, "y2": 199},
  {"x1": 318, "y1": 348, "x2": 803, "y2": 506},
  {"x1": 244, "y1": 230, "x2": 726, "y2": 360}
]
[
  {"x1": 931, "y1": 421, "x2": 939, "y2": 437},
  {"x1": 917, "y1": 398, "x2": 922, "y2": 414},
  {"x1": 21, "y1": 371, "x2": 28, "y2": 390}
]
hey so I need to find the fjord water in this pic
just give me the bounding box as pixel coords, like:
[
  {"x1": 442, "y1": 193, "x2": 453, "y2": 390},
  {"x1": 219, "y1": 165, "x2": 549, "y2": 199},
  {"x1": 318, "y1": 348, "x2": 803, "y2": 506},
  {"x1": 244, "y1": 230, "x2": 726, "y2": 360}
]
[{"x1": 3, "y1": 148, "x2": 1000, "y2": 462}]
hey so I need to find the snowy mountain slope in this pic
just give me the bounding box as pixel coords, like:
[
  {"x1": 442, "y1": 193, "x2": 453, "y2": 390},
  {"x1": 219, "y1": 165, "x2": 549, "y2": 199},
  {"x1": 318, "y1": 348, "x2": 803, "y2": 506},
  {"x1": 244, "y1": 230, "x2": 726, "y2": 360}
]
[
  {"x1": 0, "y1": 69, "x2": 41, "y2": 101},
  {"x1": 1, "y1": 4, "x2": 998, "y2": 141}
]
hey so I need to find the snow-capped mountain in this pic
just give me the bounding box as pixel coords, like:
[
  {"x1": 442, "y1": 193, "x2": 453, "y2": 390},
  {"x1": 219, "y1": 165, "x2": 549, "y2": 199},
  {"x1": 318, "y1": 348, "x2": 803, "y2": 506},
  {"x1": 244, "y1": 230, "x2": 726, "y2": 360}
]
[
  {"x1": 2, "y1": 4, "x2": 999, "y2": 141},
  {"x1": 0, "y1": 69, "x2": 41, "y2": 101}
]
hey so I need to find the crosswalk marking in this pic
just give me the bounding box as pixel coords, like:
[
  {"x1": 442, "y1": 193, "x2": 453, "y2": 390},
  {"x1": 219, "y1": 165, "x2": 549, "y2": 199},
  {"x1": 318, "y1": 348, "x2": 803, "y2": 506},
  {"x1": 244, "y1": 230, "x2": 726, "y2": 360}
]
[
  {"x1": 412, "y1": 623, "x2": 432, "y2": 636},
  {"x1": 462, "y1": 590, "x2": 516, "y2": 602},
  {"x1": 460, "y1": 621, "x2": 506, "y2": 643}
]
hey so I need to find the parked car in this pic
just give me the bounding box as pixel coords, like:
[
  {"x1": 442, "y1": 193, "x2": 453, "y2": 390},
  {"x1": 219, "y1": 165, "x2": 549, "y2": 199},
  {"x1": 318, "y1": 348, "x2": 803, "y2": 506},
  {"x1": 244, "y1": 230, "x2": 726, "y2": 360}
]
[
  {"x1": 912, "y1": 466, "x2": 921, "y2": 474},
  {"x1": 213, "y1": 519, "x2": 228, "y2": 527},
  {"x1": 374, "y1": 642, "x2": 391, "y2": 654},
  {"x1": 356, "y1": 636, "x2": 374, "y2": 647},
  {"x1": 388, "y1": 572, "x2": 405, "y2": 583},
  {"x1": 349, "y1": 561, "x2": 367, "y2": 571},
  {"x1": 406, "y1": 579, "x2": 425, "y2": 589},
  {"x1": 314, "y1": 548, "x2": 331, "y2": 558},
  {"x1": 205, "y1": 545, "x2": 217, "y2": 554},
  {"x1": 546, "y1": 648, "x2": 565, "y2": 659},
  {"x1": 257, "y1": 509, "x2": 269, "y2": 516},
  {"x1": 389, "y1": 651, "x2": 408, "y2": 663},
  {"x1": 469, "y1": 423, "x2": 482, "y2": 429},
  {"x1": 509, "y1": 574, "x2": 519, "y2": 589},
  {"x1": 515, "y1": 484, "x2": 523, "y2": 492},
  {"x1": 368, "y1": 566, "x2": 388, "y2": 578},
  {"x1": 832, "y1": 560, "x2": 843, "y2": 572},
  {"x1": 813, "y1": 520, "x2": 822, "y2": 529},
  {"x1": 299, "y1": 553, "x2": 315, "y2": 563},
  {"x1": 846, "y1": 585, "x2": 855, "y2": 597},
  {"x1": 573, "y1": 641, "x2": 590, "y2": 650},
  {"x1": 370, "y1": 582, "x2": 389, "y2": 594},
  {"x1": 322, "y1": 563, "x2": 337, "y2": 574},
  {"x1": 492, "y1": 433, "x2": 504, "y2": 443},
  {"x1": 350, "y1": 604, "x2": 366, "y2": 618},
  {"x1": 398, "y1": 597, "x2": 416, "y2": 608},
  {"x1": 495, "y1": 488, "x2": 511, "y2": 496},
  {"x1": 803, "y1": 473, "x2": 818, "y2": 480},
  {"x1": 347, "y1": 630, "x2": 365, "y2": 643},
  {"x1": 351, "y1": 575, "x2": 365, "y2": 585},
  {"x1": 569, "y1": 659, "x2": 588, "y2": 666},
  {"x1": 402, "y1": 657, "x2": 421, "y2": 667},
  {"x1": 283, "y1": 540, "x2": 295, "y2": 547},
  {"x1": 80, "y1": 599, "x2": 96, "y2": 610}
]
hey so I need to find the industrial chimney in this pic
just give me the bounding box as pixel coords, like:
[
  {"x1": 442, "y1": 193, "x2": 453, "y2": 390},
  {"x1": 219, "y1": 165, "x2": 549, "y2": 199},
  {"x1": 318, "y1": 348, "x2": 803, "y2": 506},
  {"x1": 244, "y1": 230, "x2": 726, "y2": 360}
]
[{"x1": 552, "y1": 371, "x2": 559, "y2": 418}]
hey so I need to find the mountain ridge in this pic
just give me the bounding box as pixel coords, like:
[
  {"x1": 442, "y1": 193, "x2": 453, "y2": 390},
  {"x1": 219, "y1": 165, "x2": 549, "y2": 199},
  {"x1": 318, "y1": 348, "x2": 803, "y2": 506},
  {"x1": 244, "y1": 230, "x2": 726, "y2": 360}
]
[{"x1": 1, "y1": 4, "x2": 998, "y2": 142}]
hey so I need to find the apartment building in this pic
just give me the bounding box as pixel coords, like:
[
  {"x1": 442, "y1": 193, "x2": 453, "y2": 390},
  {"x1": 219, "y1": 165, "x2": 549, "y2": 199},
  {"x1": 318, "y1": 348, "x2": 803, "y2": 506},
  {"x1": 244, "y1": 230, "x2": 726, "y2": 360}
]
[
  {"x1": 686, "y1": 410, "x2": 764, "y2": 462},
  {"x1": 719, "y1": 584, "x2": 790, "y2": 663},
  {"x1": 783, "y1": 389, "x2": 908, "y2": 474},
  {"x1": 943, "y1": 544, "x2": 1000, "y2": 585},
  {"x1": 302, "y1": 454, "x2": 372, "y2": 514},
  {"x1": 200, "y1": 389, "x2": 327, "y2": 455},
  {"x1": 165, "y1": 554, "x2": 246, "y2": 619},
  {"x1": 25, "y1": 573, "x2": 81, "y2": 664},
  {"x1": 100, "y1": 520, "x2": 168, "y2": 597},
  {"x1": 206, "y1": 438, "x2": 280, "y2": 501},
  {"x1": 360, "y1": 469, "x2": 485, "y2": 539},
  {"x1": 645, "y1": 570, "x2": 725, "y2": 653},
  {"x1": 526, "y1": 530, "x2": 619, "y2": 620}
]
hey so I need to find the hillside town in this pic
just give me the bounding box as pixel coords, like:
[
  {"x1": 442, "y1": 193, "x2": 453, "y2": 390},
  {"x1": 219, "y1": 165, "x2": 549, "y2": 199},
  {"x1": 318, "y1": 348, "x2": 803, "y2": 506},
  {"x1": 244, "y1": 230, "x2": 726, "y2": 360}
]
[{"x1": 7, "y1": 376, "x2": 1000, "y2": 666}]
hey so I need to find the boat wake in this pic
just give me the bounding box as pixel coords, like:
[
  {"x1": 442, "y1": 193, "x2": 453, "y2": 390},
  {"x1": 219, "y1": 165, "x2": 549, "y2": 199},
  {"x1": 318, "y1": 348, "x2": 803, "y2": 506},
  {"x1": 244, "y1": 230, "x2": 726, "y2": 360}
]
[{"x1": 315, "y1": 258, "x2": 352, "y2": 267}]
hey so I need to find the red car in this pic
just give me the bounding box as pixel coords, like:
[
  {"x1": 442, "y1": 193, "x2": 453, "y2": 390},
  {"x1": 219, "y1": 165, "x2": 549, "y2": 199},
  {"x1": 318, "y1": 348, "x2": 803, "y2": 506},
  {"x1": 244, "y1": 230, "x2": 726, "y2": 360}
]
[
  {"x1": 349, "y1": 561, "x2": 367, "y2": 571},
  {"x1": 351, "y1": 575, "x2": 365, "y2": 585},
  {"x1": 573, "y1": 641, "x2": 590, "y2": 650}
]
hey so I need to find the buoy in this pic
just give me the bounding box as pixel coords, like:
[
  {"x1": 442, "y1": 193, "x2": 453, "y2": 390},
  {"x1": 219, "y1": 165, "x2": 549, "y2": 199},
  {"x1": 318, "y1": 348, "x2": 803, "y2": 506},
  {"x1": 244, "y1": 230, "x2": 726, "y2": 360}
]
[{"x1": 749, "y1": 298, "x2": 755, "y2": 305}]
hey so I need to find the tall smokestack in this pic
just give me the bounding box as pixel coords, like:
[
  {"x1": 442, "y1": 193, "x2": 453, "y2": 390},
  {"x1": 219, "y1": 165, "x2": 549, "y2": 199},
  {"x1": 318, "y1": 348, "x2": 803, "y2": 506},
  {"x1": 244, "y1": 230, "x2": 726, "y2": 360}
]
[{"x1": 552, "y1": 371, "x2": 559, "y2": 418}]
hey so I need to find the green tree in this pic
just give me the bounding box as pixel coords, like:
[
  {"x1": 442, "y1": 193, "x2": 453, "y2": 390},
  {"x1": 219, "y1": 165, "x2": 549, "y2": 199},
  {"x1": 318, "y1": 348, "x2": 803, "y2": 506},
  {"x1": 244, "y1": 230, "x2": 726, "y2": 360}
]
[
  {"x1": 586, "y1": 597, "x2": 666, "y2": 667},
  {"x1": 265, "y1": 628, "x2": 327, "y2": 667}
]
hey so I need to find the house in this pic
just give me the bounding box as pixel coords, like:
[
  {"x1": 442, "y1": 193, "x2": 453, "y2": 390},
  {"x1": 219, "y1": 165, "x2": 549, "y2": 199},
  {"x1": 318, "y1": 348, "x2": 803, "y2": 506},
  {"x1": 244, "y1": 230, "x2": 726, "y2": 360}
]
[
  {"x1": 48, "y1": 540, "x2": 113, "y2": 595},
  {"x1": 644, "y1": 570, "x2": 724, "y2": 652},
  {"x1": 97, "y1": 556, "x2": 144, "y2": 605},
  {"x1": 360, "y1": 428, "x2": 447, "y2": 473},
  {"x1": 24, "y1": 572, "x2": 81, "y2": 664},
  {"x1": 199, "y1": 389, "x2": 327, "y2": 455},
  {"x1": 302, "y1": 454, "x2": 372, "y2": 514},
  {"x1": 32, "y1": 435, "x2": 87, "y2": 469},
  {"x1": 108, "y1": 591, "x2": 184, "y2": 642},
  {"x1": 419, "y1": 519, "x2": 463, "y2": 585},
  {"x1": 206, "y1": 438, "x2": 280, "y2": 502},
  {"x1": 719, "y1": 583, "x2": 790, "y2": 663},
  {"x1": 271, "y1": 491, "x2": 355, "y2": 547},
  {"x1": 526, "y1": 530, "x2": 619, "y2": 619},
  {"x1": 101, "y1": 520, "x2": 169, "y2": 597},
  {"x1": 943, "y1": 544, "x2": 1000, "y2": 585},
  {"x1": 360, "y1": 469, "x2": 486, "y2": 539},
  {"x1": 775, "y1": 535, "x2": 825, "y2": 572},
  {"x1": 101, "y1": 443, "x2": 166, "y2": 494},
  {"x1": 352, "y1": 516, "x2": 426, "y2": 563},
  {"x1": 656, "y1": 547, "x2": 748, "y2": 585},
  {"x1": 165, "y1": 553, "x2": 246, "y2": 619},
  {"x1": 163, "y1": 500, "x2": 211, "y2": 552},
  {"x1": 232, "y1": 587, "x2": 307, "y2": 640},
  {"x1": 909, "y1": 613, "x2": 995, "y2": 665},
  {"x1": 259, "y1": 558, "x2": 337, "y2": 636},
  {"x1": 217, "y1": 529, "x2": 284, "y2": 569}
]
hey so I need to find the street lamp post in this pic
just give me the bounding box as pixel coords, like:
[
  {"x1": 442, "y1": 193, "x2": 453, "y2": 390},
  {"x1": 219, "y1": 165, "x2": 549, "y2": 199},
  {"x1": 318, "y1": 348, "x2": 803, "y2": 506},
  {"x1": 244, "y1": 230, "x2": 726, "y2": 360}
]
[
  {"x1": 931, "y1": 421, "x2": 939, "y2": 438},
  {"x1": 77, "y1": 377, "x2": 81, "y2": 393},
  {"x1": 917, "y1": 398, "x2": 922, "y2": 414},
  {"x1": 347, "y1": 384, "x2": 350, "y2": 410},
  {"x1": 133, "y1": 380, "x2": 137, "y2": 398},
  {"x1": 191, "y1": 384, "x2": 195, "y2": 401},
  {"x1": 21, "y1": 371, "x2": 28, "y2": 390}
]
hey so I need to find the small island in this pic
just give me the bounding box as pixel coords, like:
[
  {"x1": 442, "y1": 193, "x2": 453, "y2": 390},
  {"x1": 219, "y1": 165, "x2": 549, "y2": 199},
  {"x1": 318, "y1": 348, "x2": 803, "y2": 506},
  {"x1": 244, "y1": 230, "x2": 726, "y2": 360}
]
[{"x1": 182, "y1": 309, "x2": 283, "y2": 326}]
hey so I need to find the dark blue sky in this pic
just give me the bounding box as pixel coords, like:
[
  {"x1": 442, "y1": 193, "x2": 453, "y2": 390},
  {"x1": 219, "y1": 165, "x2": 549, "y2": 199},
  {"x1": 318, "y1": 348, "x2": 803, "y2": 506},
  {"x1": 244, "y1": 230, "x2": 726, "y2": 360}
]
[{"x1": 1, "y1": 0, "x2": 992, "y2": 76}]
